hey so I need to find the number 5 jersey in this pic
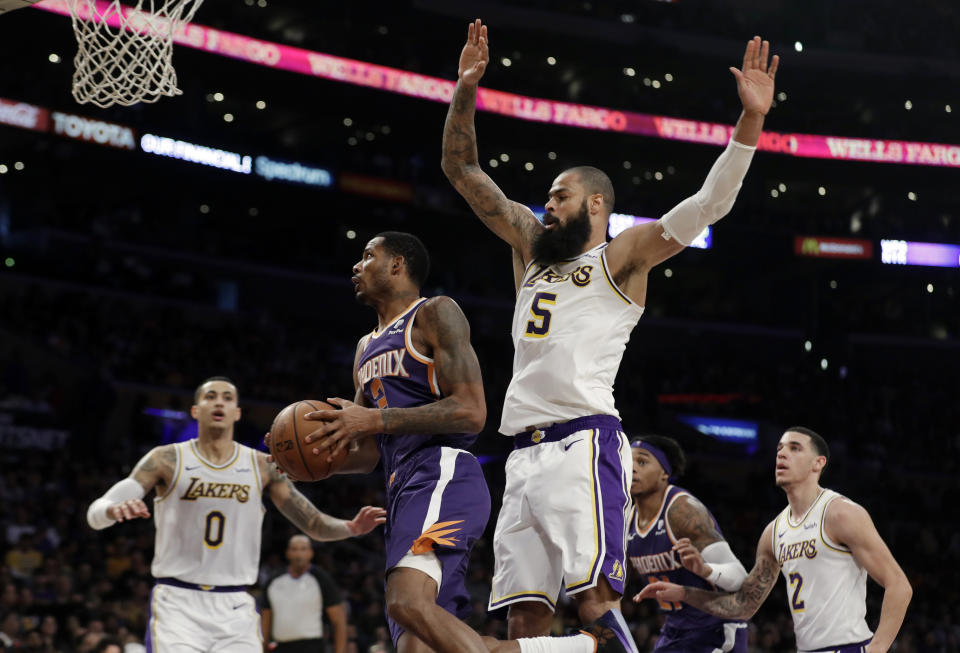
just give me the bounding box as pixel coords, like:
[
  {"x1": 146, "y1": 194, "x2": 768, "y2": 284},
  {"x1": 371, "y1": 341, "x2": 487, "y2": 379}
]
[{"x1": 501, "y1": 243, "x2": 644, "y2": 435}]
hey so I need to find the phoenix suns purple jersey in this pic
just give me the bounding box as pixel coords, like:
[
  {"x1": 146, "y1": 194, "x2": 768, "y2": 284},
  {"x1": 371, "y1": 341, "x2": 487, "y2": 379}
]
[
  {"x1": 357, "y1": 298, "x2": 477, "y2": 481},
  {"x1": 628, "y1": 485, "x2": 741, "y2": 632}
]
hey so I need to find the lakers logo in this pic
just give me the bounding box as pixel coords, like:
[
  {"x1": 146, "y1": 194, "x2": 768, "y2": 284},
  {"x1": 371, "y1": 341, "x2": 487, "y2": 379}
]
[
  {"x1": 609, "y1": 559, "x2": 625, "y2": 582},
  {"x1": 571, "y1": 265, "x2": 593, "y2": 287}
]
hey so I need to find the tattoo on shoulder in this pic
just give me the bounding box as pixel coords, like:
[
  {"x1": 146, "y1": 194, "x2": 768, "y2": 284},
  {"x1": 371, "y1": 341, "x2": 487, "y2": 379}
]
[
  {"x1": 156, "y1": 446, "x2": 177, "y2": 475},
  {"x1": 669, "y1": 496, "x2": 722, "y2": 548},
  {"x1": 132, "y1": 446, "x2": 176, "y2": 488}
]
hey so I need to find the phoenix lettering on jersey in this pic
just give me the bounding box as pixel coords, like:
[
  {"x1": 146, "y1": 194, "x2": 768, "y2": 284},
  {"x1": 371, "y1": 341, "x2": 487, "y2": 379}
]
[
  {"x1": 358, "y1": 349, "x2": 410, "y2": 386},
  {"x1": 525, "y1": 265, "x2": 594, "y2": 288},
  {"x1": 630, "y1": 551, "x2": 682, "y2": 574},
  {"x1": 778, "y1": 539, "x2": 818, "y2": 565},
  {"x1": 180, "y1": 477, "x2": 251, "y2": 503}
]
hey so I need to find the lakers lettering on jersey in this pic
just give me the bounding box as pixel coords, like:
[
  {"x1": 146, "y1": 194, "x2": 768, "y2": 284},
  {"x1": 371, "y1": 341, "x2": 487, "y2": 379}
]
[
  {"x1": 772, "y1": 488, "x2": 872, "y2": 652},
  {"x1": 500, "y1": 244, "x2": 645, "y2": 435},
  {"x1": 152, "y1": 439, "x2": 265, "y2": 586}
]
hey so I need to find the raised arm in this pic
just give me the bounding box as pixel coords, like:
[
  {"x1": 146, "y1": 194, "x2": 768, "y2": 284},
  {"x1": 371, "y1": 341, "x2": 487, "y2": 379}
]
[
  {"x1": 667, "y1": 495, "x2": 748, "y2": 591},
  {"x1": 636, "y1": 521, "x2": 780, "y2": 620},
  {"x1": 261, "y1": 455, "x2": 385, "y2": 541},
  {"x1": 825, "y1": 499, "x2": 912, "y2": 653},
  {"x1": 605, "y1": 36, "x2": 779, "y2": 304},
  {"x1": 440, "y1": 19, "x2": 541, "y2": 262},
  {"x1": 304, "y1": 296, "x2": 486, "y2": 460},
  {"x1": 86, "y1": 445, "x2": 177, "y2": 530}
]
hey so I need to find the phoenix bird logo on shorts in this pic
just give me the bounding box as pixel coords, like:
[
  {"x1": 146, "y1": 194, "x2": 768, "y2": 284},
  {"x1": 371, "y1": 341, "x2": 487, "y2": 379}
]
[{"x1": 411, "y1": 520, "x2": 464, "y2": 555}]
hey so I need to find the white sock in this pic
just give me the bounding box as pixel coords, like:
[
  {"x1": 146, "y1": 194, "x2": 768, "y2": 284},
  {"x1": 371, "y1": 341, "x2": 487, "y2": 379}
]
[{"x1": 517, "y1": 633, "x2": 594, "y2": 653}]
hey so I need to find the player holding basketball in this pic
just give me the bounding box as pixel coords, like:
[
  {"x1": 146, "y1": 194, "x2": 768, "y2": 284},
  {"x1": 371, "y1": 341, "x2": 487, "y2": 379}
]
[
  {"x1": 636, "y1": 427, "x2": 913, "y2": 653},
  {"x1": 442, "y1": 18, "x2": 778, "y2": 647},
  {"x1": 302, "y1": 232, "x2": 630, "y2": 653},
  {"x1": 627, "y1": 436, "x2": 748, "y2": 652},
  {"x1": 86, "y1": 377, "x2": 386, "y2": 653}
]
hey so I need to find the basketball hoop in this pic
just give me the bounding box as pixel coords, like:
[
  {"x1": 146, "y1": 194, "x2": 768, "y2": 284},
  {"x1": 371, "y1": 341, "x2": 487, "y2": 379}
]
[{"x1": 66, "y1": 0, "x2": 205, "y2": 108}]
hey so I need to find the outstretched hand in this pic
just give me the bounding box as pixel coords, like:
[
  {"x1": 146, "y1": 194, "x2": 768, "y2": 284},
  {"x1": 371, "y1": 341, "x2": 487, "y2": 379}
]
[
  {"x1": 634, "y1": 580, "x2": 686, "y2": 604},
  {"x1": 458, "y1": 18, "x2": 489, "y2": 86},
  {"x1": 346, "y1": 506, "x2": 387, "y2": 536},
  {"x1": 729, "y1": 36, "x2": 778, "y2": 116}
]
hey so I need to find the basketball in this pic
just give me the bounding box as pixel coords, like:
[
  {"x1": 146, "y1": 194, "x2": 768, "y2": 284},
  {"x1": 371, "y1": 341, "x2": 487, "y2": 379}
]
[{"x1": 268, "y1": 400, "x2": 348, "y2": 482}]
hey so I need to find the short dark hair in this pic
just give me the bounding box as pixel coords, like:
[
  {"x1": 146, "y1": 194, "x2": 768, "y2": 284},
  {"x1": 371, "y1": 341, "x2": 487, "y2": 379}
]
[
  {"x1": 786, "y1": 426, "x2": 829, "y2": 461},
  {"x1": 632, "y1": 434, "x2": 687, "y2": 478},
  {"x1": 375, "y1": 231, "x2": 431, "y2": 287},
  {"x1": 563, "y1": 166, "x2": 615, "y2": 214},
  {"x1": 193, "y1": 376, "x2": 238, "y2": 403}
]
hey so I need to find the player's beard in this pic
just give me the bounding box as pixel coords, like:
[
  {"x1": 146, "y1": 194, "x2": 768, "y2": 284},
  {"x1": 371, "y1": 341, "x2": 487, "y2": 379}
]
[{"x1": 531, "y1": 200, "x2": 593, "y2": 265}]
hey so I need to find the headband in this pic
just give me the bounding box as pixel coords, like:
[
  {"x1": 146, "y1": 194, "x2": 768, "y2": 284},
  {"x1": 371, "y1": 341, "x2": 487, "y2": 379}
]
[{"x1": 632, "y1": 441, "x2": 674, "y2": 480}]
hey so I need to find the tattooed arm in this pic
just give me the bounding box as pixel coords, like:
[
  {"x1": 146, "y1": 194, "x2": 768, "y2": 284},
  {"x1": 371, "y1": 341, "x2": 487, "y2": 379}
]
[
  {"x1": 440, "y1": 19, "x2": 541, "y2": 264},
  {"x1": 666, "y1": 494, "x2": 725, "y2": 577},
  {"x1": 261, "y1": 454, "x2": 385, "y2": 541},
  {"x1": 636, "y1": 521, "x2": 779, "y2": 620},
  {"x1": 87, "y1": 445, "x2": 178, "y2": 528},
  {"x1": 304, "y1": 297, "x2": 486, "y2": 460},
  {"x1": 128, "y1": 445, "x2": 178, "y2": 496},
  {"x1": 667, "y1": 495, "x2": 748, "y2": 590},
  {"x1": 381, "y1": 296, "x2": 485, "y2": 434}
]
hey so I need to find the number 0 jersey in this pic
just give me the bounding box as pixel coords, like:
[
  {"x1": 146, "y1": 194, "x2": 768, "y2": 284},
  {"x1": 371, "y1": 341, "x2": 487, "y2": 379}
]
[
  {"x1": 151, "y1": 439, "x2": 265, "y2": 586},
  {"x1": 772, "y1": 488, "x2": 872, "y2": 652},
  {"x1": 500, "y1": 244, "x2": 644, "y2": 435}
]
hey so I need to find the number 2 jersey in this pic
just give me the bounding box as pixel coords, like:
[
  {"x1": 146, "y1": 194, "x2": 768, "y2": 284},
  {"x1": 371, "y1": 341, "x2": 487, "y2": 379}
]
[
  {"x1": 356, "y1": 297, "x2": 477, "y2": 483},
  {"x1": 500, "y1": 243, "x2": 644, "y2": 435},
  {"x1": 627, "y1": 485, "x2": 744, "y2": 632},
  {"x1": 772, "y1": 488, "x2": 872, "y2": 651},
  {"x1": 151, "y1": 439, "x2": 265, "y2": 586}
]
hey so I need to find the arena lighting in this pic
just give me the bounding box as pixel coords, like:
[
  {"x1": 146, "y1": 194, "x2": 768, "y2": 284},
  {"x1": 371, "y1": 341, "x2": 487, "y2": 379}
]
[
  {"x1": 677, "y1": 414, "x2": 758, "y2": 447},
  {"x1": 794, "y1": 236, "x2": 872, "y2": 260},
  {"x1": 32, "y1": 0, "x2": 960, "y2": 169},
  {"x1": 52, "y1": 111, "x2": 136, "y2": 149},
  {"x1": 254, "y1": 155, "x2": 333, "y2": 187},
  {"x1": 607, "y1": 213, "x2": 712, "y2": 249},
  {"x1": 0, "y1": 97, "x2": 48, "y2": 131},
  {"x1": 880, "y1": 239, "x2": 960, "y2": 268},
  {"x1": 140, "y1": 133, "x2": 253, "y2": 173}
]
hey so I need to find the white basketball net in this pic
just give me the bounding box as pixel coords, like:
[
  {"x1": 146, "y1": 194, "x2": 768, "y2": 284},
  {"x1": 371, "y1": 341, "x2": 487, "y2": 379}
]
[{"x1": 67, "y1": 0, "x2": 205, "y2": 108}]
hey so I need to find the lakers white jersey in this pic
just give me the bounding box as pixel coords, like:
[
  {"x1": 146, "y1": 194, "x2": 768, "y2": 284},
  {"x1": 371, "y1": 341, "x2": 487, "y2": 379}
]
[
  {"x1": 500, "y1": 244, "x2": 644, "y2": 435},
  {"x1": 772, "y1": 488, "x2": 872, "y2": 651},
  {"x1": 152, "y1": 440, "x2": 265, "y2": 586}
]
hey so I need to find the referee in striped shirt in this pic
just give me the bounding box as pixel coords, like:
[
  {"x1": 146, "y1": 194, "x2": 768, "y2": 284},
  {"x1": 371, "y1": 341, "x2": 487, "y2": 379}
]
[{"x1": 262, "y1": 535, "x2": 347, "y2": 653}]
